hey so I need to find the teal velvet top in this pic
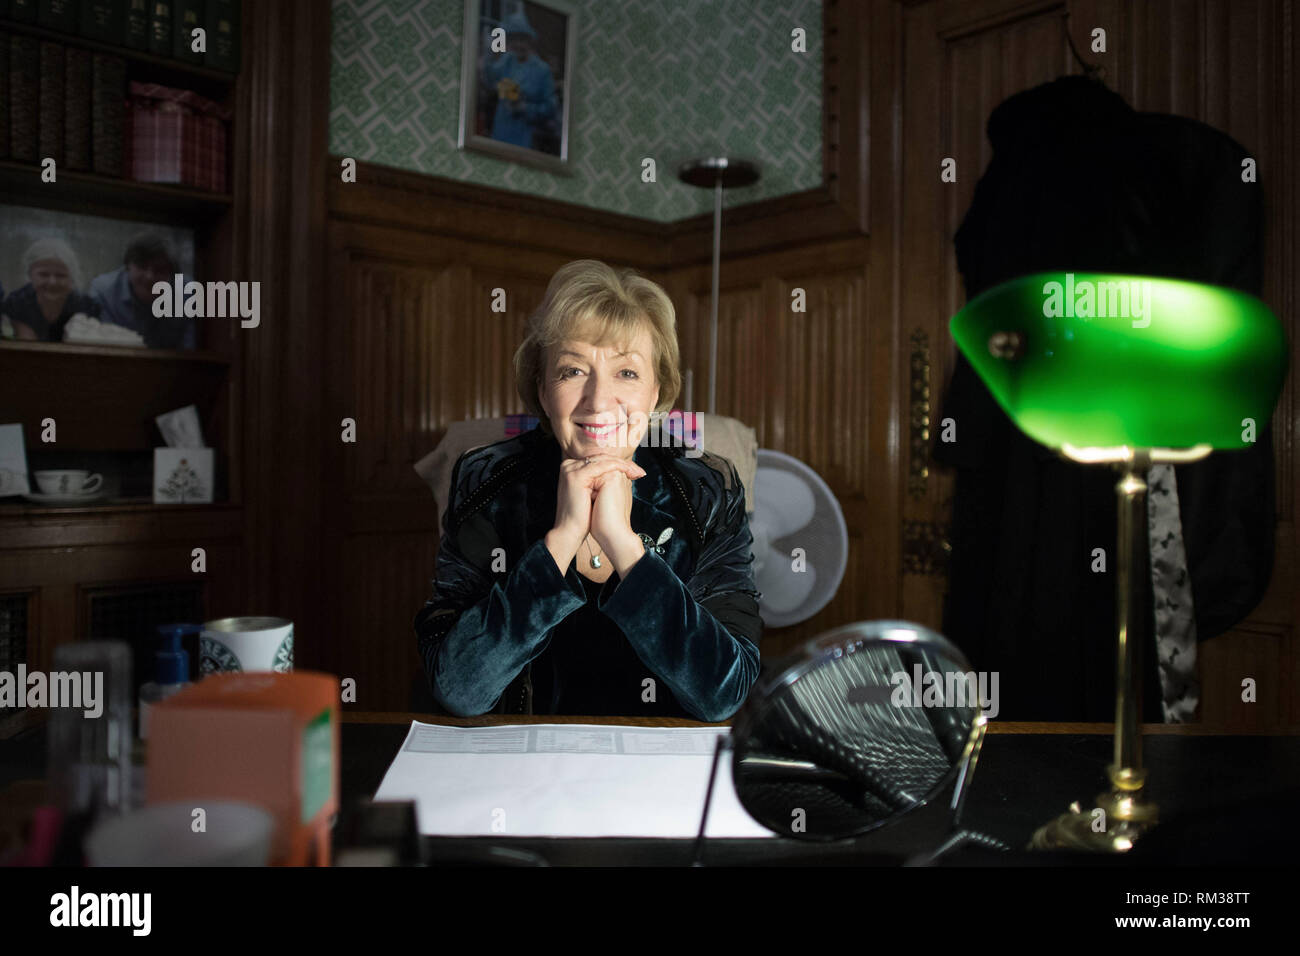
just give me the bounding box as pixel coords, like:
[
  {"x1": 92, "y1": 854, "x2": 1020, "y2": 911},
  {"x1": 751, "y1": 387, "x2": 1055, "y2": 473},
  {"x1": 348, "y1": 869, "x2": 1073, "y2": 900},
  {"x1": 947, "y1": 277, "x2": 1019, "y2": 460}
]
[{"x1": 414, "y1": 425, "x2": 763, "y2": 721}]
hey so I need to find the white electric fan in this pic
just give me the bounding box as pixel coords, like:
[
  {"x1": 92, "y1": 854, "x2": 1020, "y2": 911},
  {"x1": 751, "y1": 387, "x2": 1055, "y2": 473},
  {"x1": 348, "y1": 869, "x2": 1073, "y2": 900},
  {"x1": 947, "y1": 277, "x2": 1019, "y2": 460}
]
[{"x1": 748, "y1": 449, "x2": 848, "y2": 628}]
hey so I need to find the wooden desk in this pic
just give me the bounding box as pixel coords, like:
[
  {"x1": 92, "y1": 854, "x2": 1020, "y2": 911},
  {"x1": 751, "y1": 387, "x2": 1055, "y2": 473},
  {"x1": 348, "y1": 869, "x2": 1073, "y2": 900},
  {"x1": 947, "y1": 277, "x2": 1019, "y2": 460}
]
[
  {"x1": 4, "y1": 713, "x2": 1298, "y2": 865},
  {"x1": 337, "y1": 713, "x2": 1300, "y2": 866}
]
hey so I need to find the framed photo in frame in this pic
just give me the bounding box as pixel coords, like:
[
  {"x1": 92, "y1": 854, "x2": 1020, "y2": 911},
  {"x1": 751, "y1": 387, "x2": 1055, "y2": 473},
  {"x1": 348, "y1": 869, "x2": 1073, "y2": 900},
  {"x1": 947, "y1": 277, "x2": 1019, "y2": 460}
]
[{"x1": 458, "y1": 0, "x2": 576, "y2": 172}]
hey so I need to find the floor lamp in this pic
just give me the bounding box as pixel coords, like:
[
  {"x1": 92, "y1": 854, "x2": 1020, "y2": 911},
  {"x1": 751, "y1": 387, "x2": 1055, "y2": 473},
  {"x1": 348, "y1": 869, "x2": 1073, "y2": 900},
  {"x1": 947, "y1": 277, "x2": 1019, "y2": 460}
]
[{"x1": 677, "y1": 158, "x2": 760, "y2": 414}]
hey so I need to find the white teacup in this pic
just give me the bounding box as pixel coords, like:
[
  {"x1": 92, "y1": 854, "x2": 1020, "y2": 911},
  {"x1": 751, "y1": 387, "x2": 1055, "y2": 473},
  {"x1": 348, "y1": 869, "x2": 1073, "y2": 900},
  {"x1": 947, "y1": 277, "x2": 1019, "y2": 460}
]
[{"x1": 34, "y1": 469, "x2": 103, "y2": 496}]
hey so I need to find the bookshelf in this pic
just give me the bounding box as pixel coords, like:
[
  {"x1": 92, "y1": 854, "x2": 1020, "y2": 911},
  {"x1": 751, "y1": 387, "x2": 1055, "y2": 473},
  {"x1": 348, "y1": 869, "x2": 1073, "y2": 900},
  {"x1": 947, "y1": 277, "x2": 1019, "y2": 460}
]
[
  {"x1": 0, "y1": 1, "x2": 247, "y2": 735},
  {"x1": 0, "y1": 158, "x2": 232, "y2": 221},
  {"x1": 0, "y1": 14, "x2": 237, "y2": 98}
]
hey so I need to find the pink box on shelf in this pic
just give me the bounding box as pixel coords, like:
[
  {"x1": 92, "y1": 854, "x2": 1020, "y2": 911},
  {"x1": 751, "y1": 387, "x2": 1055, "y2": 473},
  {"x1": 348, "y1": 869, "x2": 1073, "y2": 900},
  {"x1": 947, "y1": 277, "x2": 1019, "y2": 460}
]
[{"x1": 127, "y1": 81, "x2": 231, "y2": 192}]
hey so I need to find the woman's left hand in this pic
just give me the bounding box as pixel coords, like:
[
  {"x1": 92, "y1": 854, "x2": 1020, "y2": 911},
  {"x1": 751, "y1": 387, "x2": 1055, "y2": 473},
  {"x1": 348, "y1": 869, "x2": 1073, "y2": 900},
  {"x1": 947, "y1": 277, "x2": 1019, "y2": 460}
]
[{"x1": 590, "y1": 469, "x2": 645, "y2": 575}]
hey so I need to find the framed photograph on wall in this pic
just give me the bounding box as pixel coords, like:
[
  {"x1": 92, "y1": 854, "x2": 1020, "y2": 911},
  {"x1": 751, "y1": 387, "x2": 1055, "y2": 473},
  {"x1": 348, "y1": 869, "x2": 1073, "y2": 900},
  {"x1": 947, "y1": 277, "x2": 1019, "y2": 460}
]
[{"x1": 458, "y1": 0, "x2": 576, "y2": 172}]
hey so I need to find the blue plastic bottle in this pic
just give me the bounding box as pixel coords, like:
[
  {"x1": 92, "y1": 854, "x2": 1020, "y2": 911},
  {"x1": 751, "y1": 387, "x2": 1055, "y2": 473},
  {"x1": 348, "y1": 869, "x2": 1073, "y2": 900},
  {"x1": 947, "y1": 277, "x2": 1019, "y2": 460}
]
[{"x1": 138, "y1": 623, "x2": 197, "y2": 740}]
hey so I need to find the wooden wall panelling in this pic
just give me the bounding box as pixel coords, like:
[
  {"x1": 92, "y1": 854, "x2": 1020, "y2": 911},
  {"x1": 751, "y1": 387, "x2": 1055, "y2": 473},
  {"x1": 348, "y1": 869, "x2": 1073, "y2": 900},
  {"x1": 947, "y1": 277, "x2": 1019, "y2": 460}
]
[
  {"x1": 665, "y1": 239, "x2": 869, "y2": 481},
  {"x1": 336, "y1": 529, "x2": 440, "y2": 715},
  {"x1": 327, "y1": 165, "x2": 669, "y2": 268},
  {"x1": 238, "y1": 0, "x2": 330, "y2": 672},
  {"x1": 894, "y1": 0, "x2": 1073, "y2": 635},
  {"x1": 0, "y1": 525, "x2": 242, "y2": 668},
  {"x1": 467, "y1": 266, "x2": 551, "y2": 421},
  {"x1": 664, "y1": 238, "x2": 870, "y2": 657},
  {"x1": 322, "y1": 221, "x2": 604, "y2": 709},
  {"x1": 865, "y1": 0, "x2": 907, "y2": 653},
  {"x1": 321, "y1": 224, "x2": 453, "y2": 708}
]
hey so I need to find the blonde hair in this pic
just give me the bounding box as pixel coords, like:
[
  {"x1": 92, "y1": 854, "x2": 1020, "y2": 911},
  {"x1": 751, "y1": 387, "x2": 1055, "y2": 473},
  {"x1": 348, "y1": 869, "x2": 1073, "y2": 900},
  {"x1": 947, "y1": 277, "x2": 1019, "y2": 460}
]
[{"x1": 515, "y1": 260, "x2": 682, "y2": 434}]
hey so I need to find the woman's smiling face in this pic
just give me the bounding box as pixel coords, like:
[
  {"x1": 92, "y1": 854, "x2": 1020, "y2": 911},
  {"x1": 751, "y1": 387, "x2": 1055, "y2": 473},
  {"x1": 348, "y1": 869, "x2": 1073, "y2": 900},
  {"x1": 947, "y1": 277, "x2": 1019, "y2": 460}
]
[
  {"x1": 537, "y1": 324, "x2": 661, "y2": 462},
  {"x1": 29, "y1": 259, "x2": 72, "y2": 302}
]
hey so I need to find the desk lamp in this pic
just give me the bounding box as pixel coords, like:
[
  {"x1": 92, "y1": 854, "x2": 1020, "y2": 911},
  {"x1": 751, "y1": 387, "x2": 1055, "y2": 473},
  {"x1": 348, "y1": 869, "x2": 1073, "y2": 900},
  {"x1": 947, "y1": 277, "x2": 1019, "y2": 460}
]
[{"x1": 949, "y1": 272, "x2": 1286, "y2": 851}]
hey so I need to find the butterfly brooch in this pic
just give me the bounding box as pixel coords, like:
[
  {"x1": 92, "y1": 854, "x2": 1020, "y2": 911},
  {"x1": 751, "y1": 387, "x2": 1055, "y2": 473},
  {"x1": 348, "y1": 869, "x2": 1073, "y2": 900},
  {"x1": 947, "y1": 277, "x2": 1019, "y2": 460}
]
[{"x1": 637, "y1": 527, "x2": 675, "y2": 556}]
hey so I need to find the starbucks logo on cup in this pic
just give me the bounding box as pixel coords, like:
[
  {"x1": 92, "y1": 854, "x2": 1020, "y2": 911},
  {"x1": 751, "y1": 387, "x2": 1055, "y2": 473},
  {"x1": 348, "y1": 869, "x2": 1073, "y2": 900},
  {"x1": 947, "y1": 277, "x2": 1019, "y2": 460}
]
[
  {"x1": 200, "y1": 635, "x2": 242, "y2": 674},
  {"x1": 273, "y1": 631, "x2": 294, "y2": 673},
  {"x1": 201, "y1": 617, "x2": 294, "y2": 674}
]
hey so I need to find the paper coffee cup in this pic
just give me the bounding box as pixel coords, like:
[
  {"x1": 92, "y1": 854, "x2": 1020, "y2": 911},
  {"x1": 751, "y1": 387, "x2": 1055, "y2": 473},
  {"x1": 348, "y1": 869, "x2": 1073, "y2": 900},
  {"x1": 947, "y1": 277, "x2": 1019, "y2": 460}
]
[{"x1": 201, "y1": 617, "x2": 293, "y2": 674}]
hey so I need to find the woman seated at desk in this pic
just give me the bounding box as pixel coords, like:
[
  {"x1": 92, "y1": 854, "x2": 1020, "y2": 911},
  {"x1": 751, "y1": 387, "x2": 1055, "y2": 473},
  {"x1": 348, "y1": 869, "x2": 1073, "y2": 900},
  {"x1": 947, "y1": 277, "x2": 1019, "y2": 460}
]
[{"x1": 415, "y1": 260, "x2": 762, "y2": 721}]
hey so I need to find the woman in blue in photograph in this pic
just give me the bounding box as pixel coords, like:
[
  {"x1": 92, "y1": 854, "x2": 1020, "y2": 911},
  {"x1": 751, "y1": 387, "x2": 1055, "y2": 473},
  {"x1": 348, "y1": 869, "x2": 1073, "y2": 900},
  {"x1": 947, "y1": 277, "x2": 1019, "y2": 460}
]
[
  {"x1": 415, "y1": 260, "x2": 762, "y2": 720},
  {"x1": 481, "y1": 9, "x2": 559, "y2": 151}
]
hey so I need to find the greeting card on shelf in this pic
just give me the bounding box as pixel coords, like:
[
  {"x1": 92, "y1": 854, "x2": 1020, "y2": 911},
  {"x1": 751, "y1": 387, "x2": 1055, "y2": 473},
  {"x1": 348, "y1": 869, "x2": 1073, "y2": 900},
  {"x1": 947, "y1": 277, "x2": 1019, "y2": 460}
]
[
  {"x1": 0, "y1": 425, "x2": 32, "y2": 497},
  {"x1": 153, "y1": 448, "x2": 214, "y2": 504}
]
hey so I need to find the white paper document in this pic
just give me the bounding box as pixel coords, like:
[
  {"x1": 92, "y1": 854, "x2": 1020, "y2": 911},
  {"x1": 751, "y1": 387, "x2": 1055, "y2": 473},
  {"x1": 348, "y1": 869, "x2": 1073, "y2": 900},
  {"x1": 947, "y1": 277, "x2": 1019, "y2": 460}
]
[{"x1": 374, "y1": 721, "x2": 774, "y2": 838}]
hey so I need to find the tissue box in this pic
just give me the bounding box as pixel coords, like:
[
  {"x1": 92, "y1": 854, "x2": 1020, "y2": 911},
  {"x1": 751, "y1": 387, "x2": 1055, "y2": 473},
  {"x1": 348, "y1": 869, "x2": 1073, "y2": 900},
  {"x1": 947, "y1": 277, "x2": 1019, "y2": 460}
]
[{"x1": 147, "y1": 671, "x2": 339, "y2": 866}]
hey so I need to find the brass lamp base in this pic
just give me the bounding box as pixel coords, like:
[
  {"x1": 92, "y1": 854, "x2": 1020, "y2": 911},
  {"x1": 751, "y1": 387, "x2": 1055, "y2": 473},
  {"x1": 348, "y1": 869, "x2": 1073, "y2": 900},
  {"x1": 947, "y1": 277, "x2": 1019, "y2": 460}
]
[
  {"x1": 1028, "y1": 445, "x2": 1207, "y2": 854},
  {"x1": 1030, "y1": 765, "x2": 1159, "y2": 852}
]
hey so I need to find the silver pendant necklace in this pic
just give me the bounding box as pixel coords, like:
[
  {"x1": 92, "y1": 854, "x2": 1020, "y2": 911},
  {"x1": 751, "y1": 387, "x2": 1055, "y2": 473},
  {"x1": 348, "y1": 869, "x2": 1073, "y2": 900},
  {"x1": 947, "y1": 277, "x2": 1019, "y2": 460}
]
[{"x1": 586, "y1": 537, "x2": 604, "y2": 569}]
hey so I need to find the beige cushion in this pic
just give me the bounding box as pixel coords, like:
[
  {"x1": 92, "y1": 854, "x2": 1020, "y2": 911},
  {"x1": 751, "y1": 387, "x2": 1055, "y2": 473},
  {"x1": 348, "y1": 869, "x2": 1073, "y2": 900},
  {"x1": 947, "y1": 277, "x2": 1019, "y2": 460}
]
[{"x1": 414, "y1": 415, "x2": 758, "y2": 522}]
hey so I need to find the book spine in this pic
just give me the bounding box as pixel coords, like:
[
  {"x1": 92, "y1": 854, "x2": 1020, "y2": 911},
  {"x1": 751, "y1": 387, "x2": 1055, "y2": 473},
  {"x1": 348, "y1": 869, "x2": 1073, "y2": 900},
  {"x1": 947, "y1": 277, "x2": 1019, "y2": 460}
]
[
  {"x1": 203, "y1": 0, "x2": 237, "y2": 73},
  {"x1": 126, "y1": 90, "x2": 145, "y2": 179},
  {"x1": 123, "y1": 0, "x2": 148, "y2": 50},
  {"x1": 8, "y1": 34, "x2": 38, "y2": 161},
  {"x1": 171, "y1": 0, "x2": 202, "y2": 64},
  {"x1": 0, "y1": 33, "x2": 8, "y2": 160},
  {"x1": 184, "y1": 100, "x2": 198, "y2": 185},
  {"x1": 80, "y1": 0, "x2": 125, "y2": 44},
  {"x1": 7, "y1": 35, "x2": 37, "y2": 162},
  {"x1": 9, "y1": 0, "x2": 37, "y2": 23},
  {"x1": 36, "y1": 0, "x2": 78, "y2": 33},
  {"x1": 147, "y1": 0, "x2": 170, "y2": 57},
  {"x1": 63, "y1": 43, "x2": 90, "y2": 170},
  {"x1": 38, "y1": 41, "x2": 64, "y2": 166},
  {"x1": 212, "y1": 114, "x2": 223, "y2": 192},
  {"x1": 126, "y1": 88, "x2": 141, "y2": 178},
  {"x1": 90, "y1": 51, "x2": 123, "y2": 175}
]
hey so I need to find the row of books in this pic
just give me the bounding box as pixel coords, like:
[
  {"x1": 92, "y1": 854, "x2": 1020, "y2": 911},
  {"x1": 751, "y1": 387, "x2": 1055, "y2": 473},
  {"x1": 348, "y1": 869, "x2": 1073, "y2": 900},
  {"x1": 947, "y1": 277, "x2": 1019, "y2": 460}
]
[
  {"x1": 1, "y1": 32, "x2": 229, "y2": 190},
  {"x1": 1, "y1": 0, "x2": 239, "y2": 73}
]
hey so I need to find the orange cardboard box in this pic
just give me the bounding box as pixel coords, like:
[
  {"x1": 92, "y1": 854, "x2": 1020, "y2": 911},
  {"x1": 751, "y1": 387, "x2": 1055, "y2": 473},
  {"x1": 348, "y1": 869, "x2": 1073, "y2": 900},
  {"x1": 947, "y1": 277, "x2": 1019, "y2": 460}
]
[{"x1": 147, "y1": 671, "x2": 339, "y2": 866}]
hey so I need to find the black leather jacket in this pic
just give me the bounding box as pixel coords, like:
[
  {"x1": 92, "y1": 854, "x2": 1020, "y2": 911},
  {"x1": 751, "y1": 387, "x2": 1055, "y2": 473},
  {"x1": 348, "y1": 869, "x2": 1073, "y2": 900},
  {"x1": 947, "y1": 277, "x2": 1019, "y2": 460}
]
[{"x1": 414, "y1": 425, "x2": 763, "y2": 720}]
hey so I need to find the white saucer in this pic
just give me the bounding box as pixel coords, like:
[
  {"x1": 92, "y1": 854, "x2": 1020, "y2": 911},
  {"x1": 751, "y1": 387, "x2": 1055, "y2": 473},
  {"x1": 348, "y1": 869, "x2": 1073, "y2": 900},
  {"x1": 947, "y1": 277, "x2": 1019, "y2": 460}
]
[{"x1": 23, "y1": 491, "x2": 107, "y2": 505}]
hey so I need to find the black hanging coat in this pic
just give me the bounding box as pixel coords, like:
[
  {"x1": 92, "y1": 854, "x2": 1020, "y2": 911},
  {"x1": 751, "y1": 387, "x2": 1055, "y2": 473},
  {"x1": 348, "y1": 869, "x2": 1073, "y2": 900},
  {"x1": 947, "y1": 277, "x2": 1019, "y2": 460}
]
[{"x1": 933, "y1": 75, "x2": 1275, "y2": 721}]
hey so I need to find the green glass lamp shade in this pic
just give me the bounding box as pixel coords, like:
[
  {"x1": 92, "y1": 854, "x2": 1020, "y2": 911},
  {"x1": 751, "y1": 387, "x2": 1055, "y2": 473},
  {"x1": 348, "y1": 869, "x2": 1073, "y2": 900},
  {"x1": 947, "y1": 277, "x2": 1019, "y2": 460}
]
[{"x1": 949, "y1": 273, "x2": 1287, "y2": 451}]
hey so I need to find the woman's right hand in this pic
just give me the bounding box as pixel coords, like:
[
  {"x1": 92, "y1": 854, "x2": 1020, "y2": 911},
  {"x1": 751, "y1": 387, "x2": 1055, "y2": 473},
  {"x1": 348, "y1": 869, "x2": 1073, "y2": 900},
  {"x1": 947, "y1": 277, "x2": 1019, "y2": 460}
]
[{"x1": 546, "y1": 455, "x2": 645, "y2": 570}]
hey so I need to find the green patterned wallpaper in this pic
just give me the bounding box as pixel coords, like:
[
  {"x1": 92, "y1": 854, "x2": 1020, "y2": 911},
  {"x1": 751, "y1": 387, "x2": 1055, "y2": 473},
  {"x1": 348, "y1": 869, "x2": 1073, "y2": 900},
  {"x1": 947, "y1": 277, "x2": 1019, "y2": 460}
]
[{"x1": 330, "y1": 0, "x2": 823, "y2": 222}]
